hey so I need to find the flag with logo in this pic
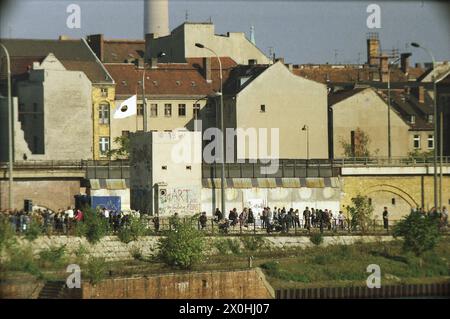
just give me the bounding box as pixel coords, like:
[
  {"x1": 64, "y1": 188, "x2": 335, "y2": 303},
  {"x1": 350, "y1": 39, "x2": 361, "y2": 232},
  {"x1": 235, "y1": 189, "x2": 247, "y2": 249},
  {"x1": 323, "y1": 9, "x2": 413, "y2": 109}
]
[{"x1": 113, "y1": 95, "x2": 137, "y2": 119}]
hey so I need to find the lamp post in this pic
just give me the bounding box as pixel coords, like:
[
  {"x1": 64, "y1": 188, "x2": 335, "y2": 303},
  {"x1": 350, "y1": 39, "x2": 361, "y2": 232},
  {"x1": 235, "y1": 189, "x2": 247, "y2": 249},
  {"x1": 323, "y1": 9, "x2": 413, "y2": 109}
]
[
  {"x1": 387, "y1": 56, "x2": 401, "y2": 160},
  {"x1": 302, "y1": 125, "x2": 309, "y2": 160},
  {"x1": 411, "y1": 42, "x2": 439, "y2": 210},
  {"x1": 142, "y1": 52, "x2": 166, "y2": 132},
  {"x1": 0, "y1": 43, "x2": 13, "y2": 210},
  {"x1": 195, "y1": 43, "x2": 225, "y2": 216}
]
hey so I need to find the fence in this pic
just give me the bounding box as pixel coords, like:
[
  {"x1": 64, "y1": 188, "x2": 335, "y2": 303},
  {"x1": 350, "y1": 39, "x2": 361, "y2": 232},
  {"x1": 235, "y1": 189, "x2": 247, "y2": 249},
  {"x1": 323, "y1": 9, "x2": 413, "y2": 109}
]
[{"x1": 275, "y1": 282, "x2": 450, "y2": 299}]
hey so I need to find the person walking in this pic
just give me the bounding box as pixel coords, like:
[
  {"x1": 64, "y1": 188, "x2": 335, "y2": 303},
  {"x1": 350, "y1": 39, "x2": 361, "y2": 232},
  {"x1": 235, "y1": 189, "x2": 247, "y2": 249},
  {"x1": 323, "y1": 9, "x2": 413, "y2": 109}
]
[{"x1": 382, "y1": 207, "x2": 389, "y2": 230}]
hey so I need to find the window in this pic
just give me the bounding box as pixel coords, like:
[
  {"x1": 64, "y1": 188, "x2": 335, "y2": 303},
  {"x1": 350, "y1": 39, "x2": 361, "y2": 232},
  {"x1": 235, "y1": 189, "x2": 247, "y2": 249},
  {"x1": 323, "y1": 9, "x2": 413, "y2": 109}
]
[
  {"x1": 99, "y1": 137, "x2": 110, "y2": 156},
  {"x1": 164, "y1": 104, "x2": 172, "y2": 117},
  {"x1": 161, "y1": 165, "x2": 167, "y2": 170},
  {"x1": 186, "y1": 165, "x2": 192, "y2": 170},
  {"x1": 427, "y1": 134, "x2": 434, "y2": 149},
  {"x1": 410, "y1": 115, "x2": 415, "y2": 124},
  {"x1": 193, "y1": 103, "x2": 200, "y2": 118},
  {"x1": 391, "y1": 198, "x2": 396, "y2": 205},
  {"x1": 368, "y1": 198, "x2": 372, "y2": 205},
  {"x1": 98, "y1": 103, "x2": 109, "y2": 124},
  {"x1": 413, "y1": 135, "x2": 420, "y2": 149},
  {"x1": 427, "y1": 115, "x2": 433, "y2": 123},
  {"x1": 122, "y1": 130, "x2": 130, "y2": 137},
  {"x1": 178, "y1": 104, "x2": 186, "y2": 117},
  {"x1": 150, "y1": 103, "x2": 158, "y2": 117},
  {"x1": 101, "y1": 87, "x2": 108, "y2": 97},
  {"x1": 137, "y1": 103, "x2": 144, "y2": 116},
  {"x1": 260, "y1": 104, "x2": 266, "y2": 113}
]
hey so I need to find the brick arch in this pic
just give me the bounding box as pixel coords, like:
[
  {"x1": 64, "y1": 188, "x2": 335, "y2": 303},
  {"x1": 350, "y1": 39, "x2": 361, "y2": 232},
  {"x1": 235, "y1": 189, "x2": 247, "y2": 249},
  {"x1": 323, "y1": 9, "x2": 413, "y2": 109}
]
[{"x1": 364, "y1": 184, "x2": 418, "y2": 208}]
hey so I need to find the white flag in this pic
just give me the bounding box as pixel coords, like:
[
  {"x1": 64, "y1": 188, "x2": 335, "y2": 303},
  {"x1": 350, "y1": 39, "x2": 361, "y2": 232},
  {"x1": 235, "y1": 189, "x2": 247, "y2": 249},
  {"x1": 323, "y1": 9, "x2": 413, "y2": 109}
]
[{"x1": 113, "y1": 95, "x2": 137, "y2": 119}]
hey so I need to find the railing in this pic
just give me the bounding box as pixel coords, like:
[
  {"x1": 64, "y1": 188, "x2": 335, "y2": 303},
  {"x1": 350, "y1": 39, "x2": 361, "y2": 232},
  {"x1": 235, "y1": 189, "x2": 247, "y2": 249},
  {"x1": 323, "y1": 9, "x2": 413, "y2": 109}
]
[
  {"x1": 1, "y1": 157, "x2": 450, "y2": 180},
  {"x1": 276, "y1": 282, "x2": 450, "y2": 299}
]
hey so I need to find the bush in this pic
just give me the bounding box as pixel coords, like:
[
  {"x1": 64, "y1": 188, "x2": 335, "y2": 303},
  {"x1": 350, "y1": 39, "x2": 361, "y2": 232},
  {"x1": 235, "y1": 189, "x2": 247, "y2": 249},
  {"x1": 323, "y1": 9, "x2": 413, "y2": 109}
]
[
  {"x1": 0, "y1": 216, "x2": 16, "y2": 254},
  {"x1": 129, "y1": 246, "x2": 143, "y2": 260},
  {"x1": 24, "y1": 218, "x2": 42, "y2": 241},
  {"x1": 393, "y1": 211, "x2": 441, "y2": 257},
  {"x1": 226, "y1": 238, "x2": 242, "y2": 255},
  {"x1": 214, "y1": 239, "x2": 231, "y2": 255},
  {"x1": 75, "y1": 209, "x2": 108, "y2": 244},
  {"x1": 118, "y1": 216, "x2": 147, "y2": 244},
  {"x1": 6, "y1": 245, "x2": 42, "y2": 278},
  {"x1": 85, "y1": 257, "x2": 108, "y2": 285},
  {"x1": 38, "y1": 245, "x2": 66, "y2": 268},
  {"x1": 240, "y1": 236, "x2": 267, "y2": 252},
  {"x1": 346, "y1": 195, "x2": 374, "y2": 233},
  {"x1": 310, "y1": 233, "x2": 324, "y2": 246},
  {"x1": 157, "y1": 216, "x2": 205, "y2": 269}
]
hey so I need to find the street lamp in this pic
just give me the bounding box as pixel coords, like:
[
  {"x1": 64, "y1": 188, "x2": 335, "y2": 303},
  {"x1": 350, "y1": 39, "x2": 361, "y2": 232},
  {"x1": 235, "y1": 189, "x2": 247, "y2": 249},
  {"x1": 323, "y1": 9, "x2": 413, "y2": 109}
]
[
  {"x1": 195, "y1": 42, "x2": 225, "y2": 216},
  {"x1": 411, "y1": 42, "x2": 439, "y2": 210},
  {"x1": 142, "y1": 51, "x2": 166, "y2": 132},
  {"x1": 302, "y1": 125, "x2": 309, "y2": 161},
  {"x1": 0, "y1": 43, "x2": 13, "y2": 210},
  {"x1": 387, "y1": 56, "x2": 402, "y2": 160}
]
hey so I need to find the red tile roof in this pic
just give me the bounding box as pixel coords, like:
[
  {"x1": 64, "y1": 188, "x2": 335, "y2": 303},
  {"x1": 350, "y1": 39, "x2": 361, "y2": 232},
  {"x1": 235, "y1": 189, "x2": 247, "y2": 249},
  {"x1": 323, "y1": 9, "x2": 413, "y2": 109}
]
[{"x1": 105, "y1": 57, "x2": 237, "y2": 97}]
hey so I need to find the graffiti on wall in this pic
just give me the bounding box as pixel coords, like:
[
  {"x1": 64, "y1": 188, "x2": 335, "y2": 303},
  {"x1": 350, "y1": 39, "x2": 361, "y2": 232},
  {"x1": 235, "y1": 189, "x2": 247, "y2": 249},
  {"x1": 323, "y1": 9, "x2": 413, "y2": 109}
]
[{"x1": 159, "y1": 187, "x2": 201, "y2": 216}]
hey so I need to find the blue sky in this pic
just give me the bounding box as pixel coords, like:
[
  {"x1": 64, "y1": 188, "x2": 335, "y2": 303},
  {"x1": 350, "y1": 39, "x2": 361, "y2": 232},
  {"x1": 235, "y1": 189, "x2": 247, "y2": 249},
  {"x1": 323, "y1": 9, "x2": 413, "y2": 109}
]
[{"x1": 1, "y1": 0, "x2": 449, "y2": 65}]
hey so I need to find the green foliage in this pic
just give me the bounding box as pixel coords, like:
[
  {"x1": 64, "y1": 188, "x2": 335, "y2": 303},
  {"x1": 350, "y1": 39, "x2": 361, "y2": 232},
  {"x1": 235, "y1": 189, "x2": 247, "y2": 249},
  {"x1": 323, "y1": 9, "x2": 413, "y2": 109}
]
[
  {"x1": 346, "y1": 195, "x2": 374, "y2": 233},
  {"x1": 240, "y1": 236, "x2": 267, "y2": 252},
  {"x1": 38, "y1": 245, "x2": 66, "y2": 268},
  {"x1": 0, "y1": 216, "x2": 16, "y2": 254},
  {"x1": 393, "y1": 211, "x2": 441, "y2": 257},
  {"x1": 106, "y1": 135, "x2": 130, "y2": 159},
  {"x1": 226, "y1": 238, "x2": 242, "y2": 255},
  {"x1": 213, "y1": 238, "x2": 242, "y2": 255},
  {"x1": 6, "y1": 245, "x2": 42, "y2": 278},
  {"x1": 75, "y1": 209, "x2": 108, "y2": 244},
  {"x1": 339, "y1": 128, "x2": 372, "y2": 158},
  {"x1": 85, "y1": 257, "x2": 108, "y2": 285},
  {"x1": 129, "y1": 246, "x2": 143, "y2": 261},
  {"x1": 310, "y1": 233, "x2": 324, "y2": 246},
  {"x1": 407, "y1": 149, "x2": 434, "y2": 160},
  {"x1": 117, "y1": 216, "x2": 148, "y2": 244},
  {"x1": 24, "y1": 217, "x2": 42, "y2": 241},
  {"x1": 73, "y1": 244, "x2": 90, "y2": 264},
  {"x1": 157, "y1": 217, "x2": 205, "y2": 269},
  {"x1": 261, "y1": 261, "x2": 309, "y2": 283}
]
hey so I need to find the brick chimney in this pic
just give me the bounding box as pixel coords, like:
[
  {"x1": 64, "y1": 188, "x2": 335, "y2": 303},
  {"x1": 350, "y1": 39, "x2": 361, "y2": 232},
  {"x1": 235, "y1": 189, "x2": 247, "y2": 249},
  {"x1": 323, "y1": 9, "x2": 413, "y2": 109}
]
[
  {"x1": 379, "y1": 55, "x2": 389, "y2": 82},
  {"x1": 418, "y1": 86, "x2": 425, "y2": 103},
  {"x1": 144, "y1": 33, "x2": 155, "y2": 62},
  {"x1": 203, "y1": 57, "x2": 212, "y2": 83},
  {"x1": 367, "y1": 33, "x2": 380, "y2": 66},
  {"x1": 401, "y1": 53, "x2": 412, "y2": 74},
  {"x1": 86, "y1": 34, "x2": 104, "y2": 61}
]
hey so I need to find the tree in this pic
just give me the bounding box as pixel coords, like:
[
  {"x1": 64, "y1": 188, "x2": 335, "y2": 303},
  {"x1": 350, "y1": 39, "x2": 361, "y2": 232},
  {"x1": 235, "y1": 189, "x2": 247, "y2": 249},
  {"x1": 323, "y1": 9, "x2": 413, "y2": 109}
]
[
  {"x1": 393, "y1": 211, "x2": 441, "y2": 258},
  {"x1": 340, "y1": 128, "x2": 373, "y2": 158},
  {"x1": 106, "y1": 135, "x2": 130, "y2": 159},
  {"x1": 345, "y1": 195, "x2": 374, "y2": 233},
  {"x1": 157, "y1": 215, "x2": 205, "y2": 269}
]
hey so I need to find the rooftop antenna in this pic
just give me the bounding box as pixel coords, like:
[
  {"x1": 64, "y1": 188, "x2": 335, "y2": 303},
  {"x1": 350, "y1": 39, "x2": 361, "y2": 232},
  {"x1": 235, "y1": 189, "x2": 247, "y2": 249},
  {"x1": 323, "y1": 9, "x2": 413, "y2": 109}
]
[
  {"x1": 334, "y1": 49, "x2": 338, "y2": 64},
  {"x1": 185, "y1": 10, "x2": 189, "y2": 22},
  {"x1": 357, "y1": 52, "x2": 361, "y2": 64},
  {"x1": 268, "y1": 46, "x2": 274, "y2": 61},
  {"x1": 250, "y1": 25, "x2": 256, "y2": 45}
]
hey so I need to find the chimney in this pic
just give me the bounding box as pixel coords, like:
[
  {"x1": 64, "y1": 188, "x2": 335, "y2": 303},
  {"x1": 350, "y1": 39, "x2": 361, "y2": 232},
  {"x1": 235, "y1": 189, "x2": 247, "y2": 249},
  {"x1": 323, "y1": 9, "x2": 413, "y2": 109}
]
[
  {"x1": 401, "y1": 53, "x2": 411, "y2": 74},
  {"x1": 418, "y1": 86, "x2": 425, "y2": 103},
  {"x1": 150, "y1": 57, "x2": 158, "y2": 69},
  {"x1": 275, "y1": 57, "x2": 285, "y2": 64},
  {"x1": 144, "y1": 33, "x2": 155, "y2": 63},
  {"x1": 136, "y1": 58, "x2": 144, "y2": 68},
  {"x1": 286, "y1": 63, "x2": 293, "y2": 72},
  {"x1": 379, "y1": 55, "x2": 389, "y2": 82},
  {"x1": 203, "y1": 57, "x2": 212, "y2": 83},
  {"x1": 366, "y1": 32, "x2": 380, "y2": 66},
  {"x1": 248, "y1": 59, "x2": 257, "y2": 66},
  {"x1": 86, "y1": 34, "x2": 104, "y2": 61}
]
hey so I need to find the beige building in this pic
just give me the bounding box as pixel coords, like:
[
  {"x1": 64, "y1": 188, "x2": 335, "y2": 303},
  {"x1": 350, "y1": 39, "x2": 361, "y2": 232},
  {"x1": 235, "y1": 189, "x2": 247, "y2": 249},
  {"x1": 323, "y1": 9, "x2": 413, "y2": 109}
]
[
  {"x1": 222, "y1": 61, "x2": 329, "y2": 160},
  {"x1": 12, "y1": 54, "x2": 93, "y2": 160},
  {"x1": 145, "y1": 22, "x2": 271, "y2": 65},
  {"x1": 329, "y1": 87, "x2": 435, "y2": 158}
]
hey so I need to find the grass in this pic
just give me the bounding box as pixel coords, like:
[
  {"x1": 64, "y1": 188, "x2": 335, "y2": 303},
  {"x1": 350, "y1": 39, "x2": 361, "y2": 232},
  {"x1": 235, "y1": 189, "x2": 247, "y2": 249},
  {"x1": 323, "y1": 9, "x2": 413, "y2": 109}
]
[{"x1": 259, "y1": 238, "x2": 450, "y2": 289}]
